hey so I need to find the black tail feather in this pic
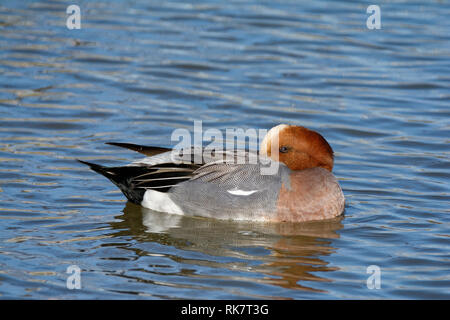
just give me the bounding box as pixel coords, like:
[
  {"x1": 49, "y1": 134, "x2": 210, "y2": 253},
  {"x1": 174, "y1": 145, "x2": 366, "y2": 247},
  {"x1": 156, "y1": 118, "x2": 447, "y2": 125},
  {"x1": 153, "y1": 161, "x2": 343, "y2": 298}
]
[
  {"x1": 77, "y1": 160, "x2": 109, "y2": 176},
  {"x1": 77, "y1": 160, "x2": 146, "y2": 204},
  {"x1": 105, "y1": 142, "x2": 170, "y2": 156}
]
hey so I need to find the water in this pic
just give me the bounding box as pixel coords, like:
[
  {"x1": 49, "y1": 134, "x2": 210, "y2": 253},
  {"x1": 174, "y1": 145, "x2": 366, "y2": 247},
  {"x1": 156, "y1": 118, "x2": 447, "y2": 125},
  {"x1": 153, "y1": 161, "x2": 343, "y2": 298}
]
[{"x1": 0, "y1": 0, "x2": 449, "y2": 299}]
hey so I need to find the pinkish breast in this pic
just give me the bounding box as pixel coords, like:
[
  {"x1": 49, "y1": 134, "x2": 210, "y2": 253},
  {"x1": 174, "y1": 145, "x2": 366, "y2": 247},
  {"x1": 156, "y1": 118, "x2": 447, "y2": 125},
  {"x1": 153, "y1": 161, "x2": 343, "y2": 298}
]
[{"x1": 275, "y1": 167, "x2": 345, "y2": 222}]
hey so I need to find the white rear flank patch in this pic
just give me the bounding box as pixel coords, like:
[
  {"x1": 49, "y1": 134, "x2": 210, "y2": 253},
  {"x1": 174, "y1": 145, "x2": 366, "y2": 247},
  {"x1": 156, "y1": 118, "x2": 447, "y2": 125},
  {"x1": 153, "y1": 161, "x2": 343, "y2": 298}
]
[
  {"x1": 227, "y1": 189, "x2": 258, "y2": 196},
  {"x1": 141, "y1": 190, "x2": 184, "y2": 215}
]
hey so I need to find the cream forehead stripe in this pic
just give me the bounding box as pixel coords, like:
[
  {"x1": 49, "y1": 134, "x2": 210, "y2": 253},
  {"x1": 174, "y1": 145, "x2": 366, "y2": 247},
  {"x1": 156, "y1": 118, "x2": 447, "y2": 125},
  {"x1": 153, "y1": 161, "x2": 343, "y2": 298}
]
[{"x1": 260, "y1": 124, "x2": 290, "y2": 155}]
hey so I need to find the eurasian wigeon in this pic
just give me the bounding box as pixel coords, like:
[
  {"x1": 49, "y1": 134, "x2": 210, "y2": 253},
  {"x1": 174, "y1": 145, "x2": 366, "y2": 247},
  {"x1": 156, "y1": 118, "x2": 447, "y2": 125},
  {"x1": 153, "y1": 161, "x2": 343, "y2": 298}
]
[{"x1": 79, "y1": 124, "x2": 345, "y2": 222}]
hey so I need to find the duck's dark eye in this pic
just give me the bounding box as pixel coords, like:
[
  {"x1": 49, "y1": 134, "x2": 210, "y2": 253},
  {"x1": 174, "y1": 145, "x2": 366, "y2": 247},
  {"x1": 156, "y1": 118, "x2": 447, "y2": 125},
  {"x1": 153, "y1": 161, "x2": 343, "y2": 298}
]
[{"x1": 279, "y1": 146, "x2": 289, "y2": 153}]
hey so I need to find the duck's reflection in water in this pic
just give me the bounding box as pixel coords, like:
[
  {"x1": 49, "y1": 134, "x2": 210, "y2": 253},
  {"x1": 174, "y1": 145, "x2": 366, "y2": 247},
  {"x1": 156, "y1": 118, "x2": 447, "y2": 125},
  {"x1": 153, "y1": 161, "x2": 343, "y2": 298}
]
[{"x1": 110, "y1": 202, "x2": 344, "y2": 293}]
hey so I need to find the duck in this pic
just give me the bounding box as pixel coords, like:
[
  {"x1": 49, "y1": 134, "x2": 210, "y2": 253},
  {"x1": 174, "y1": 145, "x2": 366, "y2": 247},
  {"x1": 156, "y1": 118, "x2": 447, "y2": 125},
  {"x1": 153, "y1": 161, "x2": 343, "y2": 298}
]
[{"x1": 79, "y1": 124, "x2": 345, "y2": 222}]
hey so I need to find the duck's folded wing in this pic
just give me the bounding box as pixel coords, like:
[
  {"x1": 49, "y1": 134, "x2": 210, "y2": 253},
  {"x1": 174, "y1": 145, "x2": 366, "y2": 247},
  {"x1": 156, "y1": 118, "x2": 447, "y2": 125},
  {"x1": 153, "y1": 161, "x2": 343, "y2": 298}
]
[
  {"x1": 130, "y1": 146, "x2": 260, "y2": 167},
  {"x1": 128, "y1": 163, "x2": 199, "y2": 191},
  {"x1": 79, "y1": 160, "x2": 200, "y2": 203},
  {"x1": 83, "y1": 142, "x2": 269, "y2": 207},
  {"x1": 107, "y1": 141, "x2": 261, "y2": 167}
]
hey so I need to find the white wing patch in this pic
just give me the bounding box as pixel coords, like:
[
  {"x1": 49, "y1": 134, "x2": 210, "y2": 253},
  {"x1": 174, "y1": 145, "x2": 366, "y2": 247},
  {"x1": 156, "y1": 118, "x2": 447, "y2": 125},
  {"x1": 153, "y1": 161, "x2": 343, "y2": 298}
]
[{"x1": 227, "y1": 189, "x2": 259, "y2": 196}]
